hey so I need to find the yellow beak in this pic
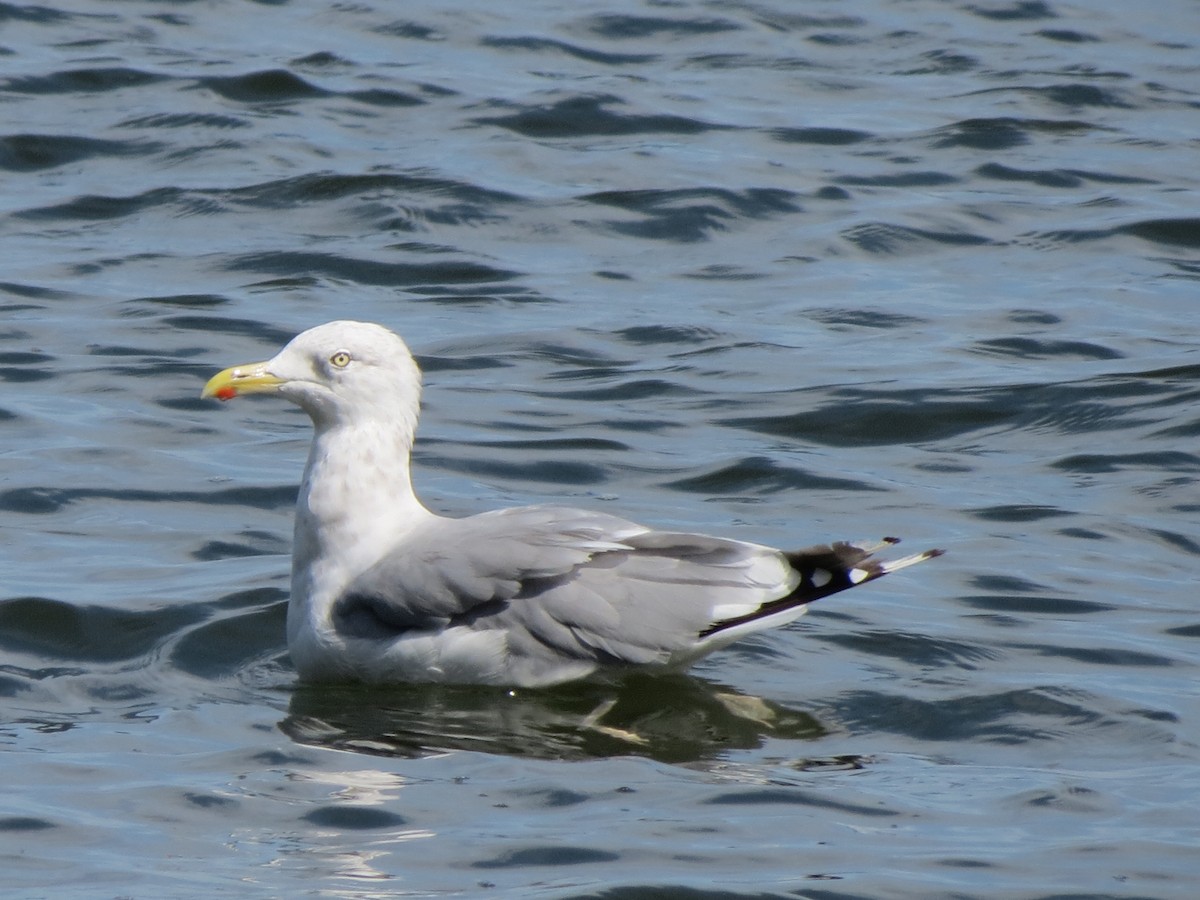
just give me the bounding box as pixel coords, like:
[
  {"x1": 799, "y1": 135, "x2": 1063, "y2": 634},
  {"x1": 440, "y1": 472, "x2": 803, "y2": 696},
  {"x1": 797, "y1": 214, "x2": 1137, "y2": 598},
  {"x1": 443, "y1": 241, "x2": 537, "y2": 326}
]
[{"x1": 201, "y1": 362, "x2": 285, "y2": 401}]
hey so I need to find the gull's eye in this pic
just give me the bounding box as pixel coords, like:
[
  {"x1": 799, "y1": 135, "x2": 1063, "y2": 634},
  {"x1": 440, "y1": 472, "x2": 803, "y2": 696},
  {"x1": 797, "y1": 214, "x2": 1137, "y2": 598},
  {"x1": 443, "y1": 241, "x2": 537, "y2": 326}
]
[{"x1": 330, "y1": 351, "x2": 352, "y2": 369}]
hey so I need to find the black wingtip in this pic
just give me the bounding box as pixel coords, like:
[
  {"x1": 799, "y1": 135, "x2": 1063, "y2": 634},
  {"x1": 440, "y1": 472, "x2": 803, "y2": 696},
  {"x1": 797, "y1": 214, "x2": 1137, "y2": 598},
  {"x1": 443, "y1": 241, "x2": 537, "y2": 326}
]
[{"x1": 699, "y1": 536, "x2": 942, "y2": 639}]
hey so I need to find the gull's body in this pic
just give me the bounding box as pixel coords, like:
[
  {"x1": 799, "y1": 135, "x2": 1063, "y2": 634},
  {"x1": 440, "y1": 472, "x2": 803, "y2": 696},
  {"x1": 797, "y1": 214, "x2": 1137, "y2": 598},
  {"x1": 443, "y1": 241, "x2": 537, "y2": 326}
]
[{"x1": 203, "y1": 320, "x2": 941, "y2": 687}]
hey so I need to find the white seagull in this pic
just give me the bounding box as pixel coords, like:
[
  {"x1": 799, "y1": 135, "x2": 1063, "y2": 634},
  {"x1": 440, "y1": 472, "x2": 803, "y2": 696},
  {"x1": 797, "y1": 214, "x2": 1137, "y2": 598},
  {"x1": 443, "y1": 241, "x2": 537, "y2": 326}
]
[{"x1": 202, "y1": 320, "x2": 941, "y2": 687}]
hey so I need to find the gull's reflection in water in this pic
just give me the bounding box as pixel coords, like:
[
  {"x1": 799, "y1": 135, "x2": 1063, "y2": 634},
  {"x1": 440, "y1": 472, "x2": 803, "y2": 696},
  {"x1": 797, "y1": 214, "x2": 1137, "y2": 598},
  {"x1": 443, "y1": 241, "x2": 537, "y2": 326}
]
[{"x1": 281, "y1": 672, "x2": 831, "y2": 764}]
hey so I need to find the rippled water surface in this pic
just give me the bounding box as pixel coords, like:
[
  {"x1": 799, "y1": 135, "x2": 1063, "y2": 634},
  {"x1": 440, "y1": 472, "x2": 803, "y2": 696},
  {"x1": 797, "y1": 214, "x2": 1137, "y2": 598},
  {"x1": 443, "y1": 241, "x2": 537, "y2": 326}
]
[{"x1": 3, "y1": 1, "x2": 1200, "y2": 896}]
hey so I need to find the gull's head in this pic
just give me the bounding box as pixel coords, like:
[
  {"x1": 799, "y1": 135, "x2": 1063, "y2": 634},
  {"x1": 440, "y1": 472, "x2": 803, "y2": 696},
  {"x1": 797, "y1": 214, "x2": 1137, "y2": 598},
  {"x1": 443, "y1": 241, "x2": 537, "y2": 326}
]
[{"x1": 202, "y1": 320, "x2": 421, "y2": 429}]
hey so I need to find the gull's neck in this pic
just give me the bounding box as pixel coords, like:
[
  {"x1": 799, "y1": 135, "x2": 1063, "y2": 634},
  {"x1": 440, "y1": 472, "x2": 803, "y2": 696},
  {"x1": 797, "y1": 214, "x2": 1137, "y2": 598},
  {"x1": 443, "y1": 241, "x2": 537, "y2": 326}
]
[{"x1": 289, "y1": 417, "x2": 432, "y2": 636}]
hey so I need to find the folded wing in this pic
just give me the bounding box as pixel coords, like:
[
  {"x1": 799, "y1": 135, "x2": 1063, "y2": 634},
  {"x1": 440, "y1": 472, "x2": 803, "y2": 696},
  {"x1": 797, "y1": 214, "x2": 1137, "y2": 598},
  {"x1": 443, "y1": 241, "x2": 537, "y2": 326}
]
[{"x1": 331, "y1": 505, "x2": 934, "y2": 686}]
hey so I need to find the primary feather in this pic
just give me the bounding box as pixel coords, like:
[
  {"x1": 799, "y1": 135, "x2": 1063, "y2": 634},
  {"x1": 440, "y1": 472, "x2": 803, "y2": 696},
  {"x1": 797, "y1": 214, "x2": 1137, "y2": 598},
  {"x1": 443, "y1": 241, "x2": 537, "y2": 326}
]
[{"x1": 202, "y1": 320, "x2": 942, "y2": 687}]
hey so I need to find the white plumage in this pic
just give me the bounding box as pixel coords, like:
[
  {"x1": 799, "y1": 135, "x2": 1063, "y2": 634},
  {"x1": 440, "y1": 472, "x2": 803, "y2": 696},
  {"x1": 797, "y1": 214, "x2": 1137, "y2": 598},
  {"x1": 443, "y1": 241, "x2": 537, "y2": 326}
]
[{"x1": 203, "y1": 320, "x2": 941, "y2": 687}]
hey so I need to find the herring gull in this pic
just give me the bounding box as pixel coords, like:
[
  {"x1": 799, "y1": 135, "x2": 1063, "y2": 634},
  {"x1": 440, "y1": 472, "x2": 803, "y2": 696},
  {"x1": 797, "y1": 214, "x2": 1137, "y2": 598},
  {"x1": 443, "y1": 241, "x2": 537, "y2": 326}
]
[{"x1": 202, "y1": 320, "x2": 941, "y2": 687}]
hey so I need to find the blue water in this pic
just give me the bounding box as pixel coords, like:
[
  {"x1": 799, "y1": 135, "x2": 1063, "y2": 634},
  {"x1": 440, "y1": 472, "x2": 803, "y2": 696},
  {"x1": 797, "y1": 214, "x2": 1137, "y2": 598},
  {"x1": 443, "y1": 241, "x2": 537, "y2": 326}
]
[{"x1": 3, "y1": 0, "x2": 1200, "y2": 896}]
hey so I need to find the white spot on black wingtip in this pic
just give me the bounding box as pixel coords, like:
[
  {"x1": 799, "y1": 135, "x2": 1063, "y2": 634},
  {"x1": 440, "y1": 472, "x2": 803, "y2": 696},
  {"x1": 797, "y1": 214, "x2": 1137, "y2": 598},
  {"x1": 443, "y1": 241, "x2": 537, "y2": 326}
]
[
  {"x1": 811, "y1": 568, "x2": 832, "y2": 588},
  {"x1": 848, "y1": 567, "x2": 870, "y2": 584}
]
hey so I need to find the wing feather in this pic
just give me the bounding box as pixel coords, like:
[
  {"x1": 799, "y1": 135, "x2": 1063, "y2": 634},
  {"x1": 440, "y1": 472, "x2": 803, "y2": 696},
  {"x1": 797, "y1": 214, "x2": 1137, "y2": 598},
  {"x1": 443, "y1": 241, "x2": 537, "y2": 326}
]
[
  {"x1": 332, "y1": 506, "x2": 647, "y2": 634},
  {"x1": 326, "y1": 504, "x2": 935, "y2": 686},
  {"x1": 331, "y1": 506, "x2": 799, "y2": 673}
]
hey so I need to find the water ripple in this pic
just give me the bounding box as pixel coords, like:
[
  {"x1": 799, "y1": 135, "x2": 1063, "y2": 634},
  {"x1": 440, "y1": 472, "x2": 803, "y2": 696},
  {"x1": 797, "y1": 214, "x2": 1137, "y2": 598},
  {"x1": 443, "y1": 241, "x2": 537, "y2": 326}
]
[
  {"x1": 198, "y1": 69, "x2": 330, "y2": 104},
  {"x1": 472, "y1": 94, "x2": 727, "y2": 137},
  {"x1": 583, "y1": 187, "x2": 799, "y2": 242},
  {"x1": 0, "y1": 484, "x2": 296, "y2": 515},
  {"x1": 840, "y1": 221, "x2": 991, "y2": 254},
  {"x1": 583, "y1": 14, "x2": 743, "y2": 39},
  {"x1": 722, "y1": 370, "x2": 1192, "y2": 446},
  {"x1": 664, "y1": 457, "x2": 883, "y2": 495},
  {"x1": 831, "y1": 686, "x2": 1128, "y2": 744},
  {"x1": 0, "y1": 133, "x2": 163, "y2": 171},
  {"x1": 0, "y1": 596, "x2": 204, "y2": 665},
  {"x1": 3, "y1": 67, "x2": 170, "y2": 94},
  {"x1": 481, "y1": 35, "x2": 656, "y2": 66},
  {"x1": 223, "y1": 250, "x2": 519, "y2": 290}
]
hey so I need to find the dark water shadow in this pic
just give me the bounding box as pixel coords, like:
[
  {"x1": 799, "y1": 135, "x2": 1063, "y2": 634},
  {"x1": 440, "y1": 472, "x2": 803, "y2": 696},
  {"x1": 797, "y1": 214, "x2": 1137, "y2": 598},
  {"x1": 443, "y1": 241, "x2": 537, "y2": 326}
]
[{"x1": 281, "y1": 672, "x2": 828, "y2": 764}]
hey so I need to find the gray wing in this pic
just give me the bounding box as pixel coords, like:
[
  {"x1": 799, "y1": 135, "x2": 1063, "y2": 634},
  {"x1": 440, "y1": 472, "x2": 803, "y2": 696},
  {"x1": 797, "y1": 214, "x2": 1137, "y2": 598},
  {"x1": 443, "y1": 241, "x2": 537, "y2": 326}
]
[
  {"x1": 332, "y1": 506, "x2": 649, "y2": 633},
  {"x1": 331, "y1": 505, "x2": 800, "y2": 671},
  {"x1": 498, "y1": 528, "x2": 801, "y2": 671}
]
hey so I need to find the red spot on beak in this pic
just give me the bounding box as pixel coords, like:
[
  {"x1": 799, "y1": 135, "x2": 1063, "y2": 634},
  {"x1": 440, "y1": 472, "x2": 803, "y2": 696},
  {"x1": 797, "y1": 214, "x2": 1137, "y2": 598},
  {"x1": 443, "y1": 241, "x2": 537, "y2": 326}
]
[{"x1": 215, "y1": 386, "x2": 237, "y2": 401}]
